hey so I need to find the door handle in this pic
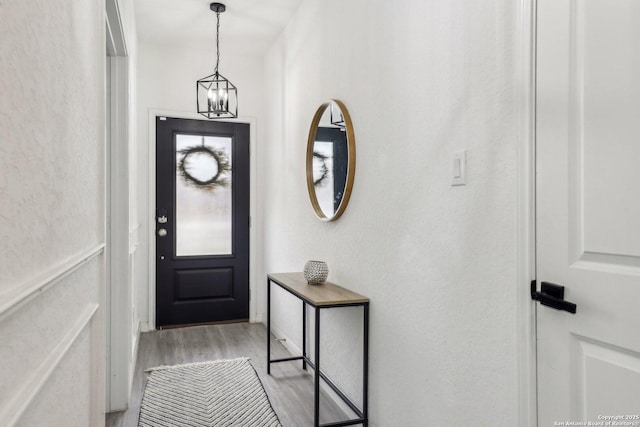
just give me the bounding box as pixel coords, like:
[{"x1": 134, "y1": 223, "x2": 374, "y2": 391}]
[{"x1": 531, "y1": 281, "x2": 577, "y2": 314}]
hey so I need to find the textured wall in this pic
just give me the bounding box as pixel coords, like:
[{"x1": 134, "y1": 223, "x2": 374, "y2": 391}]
[
  {"x1": 0, "y1": 0, "x2": 105, "y2": 425},
  {"x1": 0, "y1": 0, "x2": 104, "y2": 288},
  {"x1": 263, "y1": 0, "x2": 519, "y2": 425}
]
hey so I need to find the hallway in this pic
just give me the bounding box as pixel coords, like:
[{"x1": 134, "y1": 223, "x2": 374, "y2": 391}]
[
  {"x1": 106, "y1": 323, "x2": 347, "y2": 426},
  {"x1": 10, "y1": 0, "x2": 640, "y2": 425}
]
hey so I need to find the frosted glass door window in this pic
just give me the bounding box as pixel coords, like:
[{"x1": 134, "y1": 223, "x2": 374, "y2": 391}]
[{"x1": 175, "y1": 134, "x2": 232, "y2": 256}]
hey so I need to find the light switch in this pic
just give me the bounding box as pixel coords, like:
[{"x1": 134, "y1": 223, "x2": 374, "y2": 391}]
[{"x1": 451, "y1": 150, "x2": 466, "y2": 186}]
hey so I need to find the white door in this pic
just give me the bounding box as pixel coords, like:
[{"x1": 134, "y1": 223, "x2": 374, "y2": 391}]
[{"x1": 536, "y1": 0, "x2": 640, "y2": 424}]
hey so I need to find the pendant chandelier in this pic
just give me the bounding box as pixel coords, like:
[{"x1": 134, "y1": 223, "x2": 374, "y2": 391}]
[{"x1": 197, "y1": 2, "x2": 238, "y2": 119}]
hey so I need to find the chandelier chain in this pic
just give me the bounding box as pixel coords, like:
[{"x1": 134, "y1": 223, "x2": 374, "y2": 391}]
[{"x1": 215, "y1": 10, "x2": 221, "y2": 75}]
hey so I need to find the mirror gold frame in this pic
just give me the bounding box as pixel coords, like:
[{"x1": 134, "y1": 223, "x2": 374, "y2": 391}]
[{"x1": 306, "y1": 99, "x2": 356, "y2": 221}]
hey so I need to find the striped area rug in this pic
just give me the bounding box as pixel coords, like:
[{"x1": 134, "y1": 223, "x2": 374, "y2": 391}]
[{"x1": 138, "y1": 358, "x2": 282, "y2": 427}]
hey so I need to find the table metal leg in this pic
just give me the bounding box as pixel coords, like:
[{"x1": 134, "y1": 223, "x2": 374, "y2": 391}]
[
  {"x1": 314, "y1": 307, "x2": 321, "y2": 427},
  {"x1": 363, "y1": 302, "x2": 369, "y2": 426},
  {"x1": 302, "y1": 301, "x2": 307, "y2": 370},
  {"x1": 265, "y1": 277, "x2": 370, "y2": 426},
  {"x1": 267, "y1": 278, "x2": 271, "y2": 375}
]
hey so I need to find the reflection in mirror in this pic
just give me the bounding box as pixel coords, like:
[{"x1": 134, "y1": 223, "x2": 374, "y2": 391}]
[
  {"x1": 313, "y1": 126, "x2": 346, "y2": 216},
  {"x1": 306, "y1": 100, "x2": 355, "y2": 221}
]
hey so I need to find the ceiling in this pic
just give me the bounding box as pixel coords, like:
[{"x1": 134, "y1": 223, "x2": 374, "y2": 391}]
[{"x1": 134, "y1": 0, "x2": 304, "y2": 56}]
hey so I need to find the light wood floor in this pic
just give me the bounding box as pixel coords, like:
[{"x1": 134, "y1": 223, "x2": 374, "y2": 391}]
[{"x1": 105, "y1": 322, "x2": 349, "y2": 427}]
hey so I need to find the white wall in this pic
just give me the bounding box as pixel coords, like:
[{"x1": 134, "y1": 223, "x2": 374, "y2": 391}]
[
  {"x1": 136, "y1": 42, "x2": 266, "y2": 328},
  {"x1": 0, "y1": 0, "x2": 106, "y2": 425},
  {"x1": 263, "y1": 0, "x2": 519, "y2": 425}
]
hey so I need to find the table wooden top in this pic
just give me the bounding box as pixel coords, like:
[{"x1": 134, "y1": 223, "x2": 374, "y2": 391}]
[{"x1": 267, "y1": 272, "x2": 369, "y2": 307}]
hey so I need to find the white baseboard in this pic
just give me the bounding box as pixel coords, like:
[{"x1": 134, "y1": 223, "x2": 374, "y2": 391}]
[{"x1": 140, "y1": 321, "x2": 152, "y2": 332}]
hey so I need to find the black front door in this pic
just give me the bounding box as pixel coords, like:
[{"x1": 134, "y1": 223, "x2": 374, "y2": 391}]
[{"x1": 156, "y1": 117, "x2": 250, "y2": 328}]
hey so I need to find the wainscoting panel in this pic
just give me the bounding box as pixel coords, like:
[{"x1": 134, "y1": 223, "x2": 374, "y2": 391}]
[
  {"x1": 0, "y1": 250, "x2": 104, "y2": 427},
  {"x1": 0, "y1": 244, "x2": 104, "y2": 321}
]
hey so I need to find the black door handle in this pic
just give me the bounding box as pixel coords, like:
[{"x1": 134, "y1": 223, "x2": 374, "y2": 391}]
[{"x1": 531, "y1": 281, "x2": 577, "y2": 314}]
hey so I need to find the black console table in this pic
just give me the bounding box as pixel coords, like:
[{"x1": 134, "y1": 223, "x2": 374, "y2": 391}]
[{"x1": 266, "y1": 272, "x2": 369, "y2": 427}]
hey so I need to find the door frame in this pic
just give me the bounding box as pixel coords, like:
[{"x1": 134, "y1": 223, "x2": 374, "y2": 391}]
[
  {"x1": 516, "y1": 0, "x2": 538, "y2": 426},
  {"x1": 147, "y1": 110, "x2": 259, "y2": 330},
  {"x1": 106, "y1": 0, "x2": 135, "y2": 412}
]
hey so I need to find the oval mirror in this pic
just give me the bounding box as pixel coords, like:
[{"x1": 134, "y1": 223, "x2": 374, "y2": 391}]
[{"x1": 306, "y1": 100, "x2": 356, "y2": 221}]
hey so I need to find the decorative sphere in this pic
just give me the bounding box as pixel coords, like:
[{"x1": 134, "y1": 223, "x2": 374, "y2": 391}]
[{"x1": 303, "y1": 260, "x2": 329, "y2": 285}]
